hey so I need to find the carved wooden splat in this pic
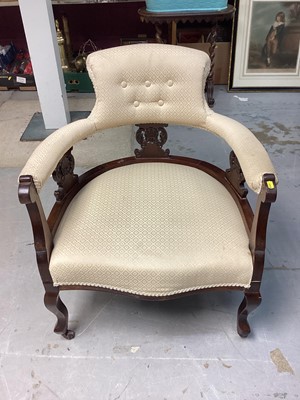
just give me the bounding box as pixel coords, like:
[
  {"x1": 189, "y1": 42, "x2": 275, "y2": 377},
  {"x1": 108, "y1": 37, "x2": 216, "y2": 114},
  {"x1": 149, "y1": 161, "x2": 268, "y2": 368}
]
[{"x1": 135, "y1": 124, "x2": 170, "y2": 158}]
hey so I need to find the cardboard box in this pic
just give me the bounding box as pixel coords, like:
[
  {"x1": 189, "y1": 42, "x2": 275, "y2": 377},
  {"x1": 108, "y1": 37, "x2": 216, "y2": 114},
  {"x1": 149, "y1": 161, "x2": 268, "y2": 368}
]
[{"x1": 180, "y1": 42, "x2": 230, "y2": 85}]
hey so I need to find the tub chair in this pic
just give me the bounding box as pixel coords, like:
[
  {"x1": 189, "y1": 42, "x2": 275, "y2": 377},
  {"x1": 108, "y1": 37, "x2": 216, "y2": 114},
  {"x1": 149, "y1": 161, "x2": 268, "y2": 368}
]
[{"x1": 18, "y1": 44, "x2": 277, "y2": 339}]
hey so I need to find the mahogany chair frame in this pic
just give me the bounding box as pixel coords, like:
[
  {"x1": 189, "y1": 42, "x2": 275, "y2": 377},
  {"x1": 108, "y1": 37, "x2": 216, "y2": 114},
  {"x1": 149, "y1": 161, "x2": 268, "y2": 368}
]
[{"x1": 18, "y1": 123, "x2": 277, "y2": 340}]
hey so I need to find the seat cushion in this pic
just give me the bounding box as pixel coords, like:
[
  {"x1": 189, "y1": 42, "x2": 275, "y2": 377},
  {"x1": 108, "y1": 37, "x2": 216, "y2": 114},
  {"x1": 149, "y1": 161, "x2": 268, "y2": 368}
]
[{"x1": 50, "y1": 162, "x2": 253, "y2": 296}]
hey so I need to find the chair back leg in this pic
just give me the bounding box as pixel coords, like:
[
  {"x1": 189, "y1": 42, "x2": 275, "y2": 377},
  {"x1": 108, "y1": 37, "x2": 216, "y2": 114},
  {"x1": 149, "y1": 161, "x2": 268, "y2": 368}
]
[{"x1": 237, "y1": 291, "x2": 262, "y2": 338}]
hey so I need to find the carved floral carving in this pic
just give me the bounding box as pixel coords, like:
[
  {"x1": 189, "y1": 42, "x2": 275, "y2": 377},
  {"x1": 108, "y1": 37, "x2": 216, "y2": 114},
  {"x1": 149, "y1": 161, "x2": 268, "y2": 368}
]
[
  {"x1": 52, "y1": 148, "x2": 78, "y2": 201},
  {"x1": 226, "y1": 151, "x2": 248, "y2": 198},
  {"x1": 135, "y1": 124, "x2": 170, "y2": 158}
]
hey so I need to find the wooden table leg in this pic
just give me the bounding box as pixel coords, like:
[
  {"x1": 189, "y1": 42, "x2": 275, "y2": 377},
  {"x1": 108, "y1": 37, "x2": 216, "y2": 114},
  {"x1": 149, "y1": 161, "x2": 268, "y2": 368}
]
[
  {"x1": 207, "y1": 26, "x2": 217, "y2": 108},
  {"x1": 171, "y1": 21, "x2": 177, "y2": 45}
]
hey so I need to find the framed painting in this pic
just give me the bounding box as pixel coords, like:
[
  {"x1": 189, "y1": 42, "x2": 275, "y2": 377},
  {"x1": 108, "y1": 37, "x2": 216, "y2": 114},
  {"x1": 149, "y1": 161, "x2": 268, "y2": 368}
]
[{"x1": 229, "y1": 0, "x2": 300, "y2": 90}]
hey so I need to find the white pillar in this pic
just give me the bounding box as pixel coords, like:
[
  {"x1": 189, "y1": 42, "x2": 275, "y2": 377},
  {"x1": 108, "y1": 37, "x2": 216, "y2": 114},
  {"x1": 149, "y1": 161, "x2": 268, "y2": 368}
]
[{"x1": 19, "y1": 0, "x2": 70, "y2": 129}]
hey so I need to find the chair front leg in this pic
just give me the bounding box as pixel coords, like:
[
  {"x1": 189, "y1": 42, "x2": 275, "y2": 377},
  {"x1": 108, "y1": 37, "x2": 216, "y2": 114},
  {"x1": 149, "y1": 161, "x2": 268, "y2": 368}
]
[
  {"x1": 44, "y1": 286, "x2": 75, "y2": 340},
  {"x1": 238, "y1": 174, "x2": 277, "y2": 337}
]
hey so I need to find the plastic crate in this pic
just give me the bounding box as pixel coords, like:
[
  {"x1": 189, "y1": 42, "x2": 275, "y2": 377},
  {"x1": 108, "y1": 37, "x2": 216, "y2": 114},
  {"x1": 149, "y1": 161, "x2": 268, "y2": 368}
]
[{"x1": 146, "y1": 0, "x2": 228, "y2": 12}]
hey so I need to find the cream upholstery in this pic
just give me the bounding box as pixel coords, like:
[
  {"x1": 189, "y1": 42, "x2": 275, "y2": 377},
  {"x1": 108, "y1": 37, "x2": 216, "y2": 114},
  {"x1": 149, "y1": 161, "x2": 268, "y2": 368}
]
[
  {"x1": 20, "y1": 119, "x2": 96, "y2": 191},
  {"x1": 87, "y1": 44, "x2": 211, "y2": 129},
  {"x1": 205, "y1": 114, "x2": 276, "y2": 193},
  {"x1": 20, "y1": 44, "x2": 276, "y2": 193},
  {"x1": 49, "y1": 163, "x2": 253, "y2": 296}
]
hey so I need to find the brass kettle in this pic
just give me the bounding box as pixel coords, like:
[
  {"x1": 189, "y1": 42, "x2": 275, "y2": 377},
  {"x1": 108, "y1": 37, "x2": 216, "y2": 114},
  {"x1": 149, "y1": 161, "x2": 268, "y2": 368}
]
[
  {"x1": 74, "y1": 39, "x2": 98, "y2": 72},
  {"x1": 74, "y1": 54, "x2": 87, "y2": 72}
]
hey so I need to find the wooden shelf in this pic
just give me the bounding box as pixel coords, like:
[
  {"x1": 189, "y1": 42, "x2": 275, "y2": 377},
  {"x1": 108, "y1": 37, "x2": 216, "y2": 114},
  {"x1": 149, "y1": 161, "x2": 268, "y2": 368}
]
[{"x1": 0, "y1": 1, "x2": 18, "y2": 6}]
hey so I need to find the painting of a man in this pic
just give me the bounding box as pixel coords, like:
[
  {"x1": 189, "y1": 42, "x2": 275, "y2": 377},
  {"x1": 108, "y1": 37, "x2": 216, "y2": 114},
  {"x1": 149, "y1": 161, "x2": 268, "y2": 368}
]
[
  {"x1": 263, "y1": 11, "x2": 286, "y2": 66},
  {"x1": 247, "y1": 1, "x2": 300, "y2": 72}
]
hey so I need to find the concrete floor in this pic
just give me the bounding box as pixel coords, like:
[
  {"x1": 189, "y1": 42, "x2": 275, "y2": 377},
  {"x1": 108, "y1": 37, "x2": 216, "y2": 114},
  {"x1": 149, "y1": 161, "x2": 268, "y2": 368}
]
[{"x1": 0, "y1": 87, "x2": 299, "y2": 399}]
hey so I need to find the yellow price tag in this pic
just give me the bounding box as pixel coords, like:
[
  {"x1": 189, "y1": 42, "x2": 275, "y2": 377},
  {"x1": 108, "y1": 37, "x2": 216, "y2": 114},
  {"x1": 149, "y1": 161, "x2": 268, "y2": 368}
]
[{"x1": 267, "y1": 181, "x2": 275, "y2": 189}]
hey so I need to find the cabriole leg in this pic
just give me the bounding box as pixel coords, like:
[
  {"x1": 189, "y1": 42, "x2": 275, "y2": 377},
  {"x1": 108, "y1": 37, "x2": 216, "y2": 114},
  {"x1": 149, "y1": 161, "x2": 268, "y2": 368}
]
[
  {"x1": 237, "y1": 291, "x2": 262, "y2": 338},
  {"x1": 44, "y1": 288, "x2": 75, "y2": 340}
]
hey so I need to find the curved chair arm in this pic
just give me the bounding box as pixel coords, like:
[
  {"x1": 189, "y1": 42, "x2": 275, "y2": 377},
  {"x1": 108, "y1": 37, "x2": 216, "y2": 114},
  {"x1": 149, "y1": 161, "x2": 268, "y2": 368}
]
[
  {"x1": 19, "y1": 119, "x2": 96, "y2": 191},
  {"x1": 19, "y1": 110, "x2": 277, "y2": 195},
  {"x1": 205, "y1": 112, "x2": 277, "y2": 193}
]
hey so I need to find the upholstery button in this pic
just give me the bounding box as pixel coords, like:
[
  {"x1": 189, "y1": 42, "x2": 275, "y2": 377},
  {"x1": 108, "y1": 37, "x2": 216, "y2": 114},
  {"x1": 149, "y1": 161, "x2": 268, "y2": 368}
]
[
  {"x1": 121, "y1": 81, "x2": 127, "y2": 88},
  {"x1": 167, "y1": 80, "x2": 174, "y2": 87},
  {"x1": 145, "y1": 81, "x2": 151, "y2": 87},
  {"x1": 133, "y1": 101, "x2": 140, "y2": 107},
  {"x1": 158, "y1": 100, "x2": 164, "y2": 106}
]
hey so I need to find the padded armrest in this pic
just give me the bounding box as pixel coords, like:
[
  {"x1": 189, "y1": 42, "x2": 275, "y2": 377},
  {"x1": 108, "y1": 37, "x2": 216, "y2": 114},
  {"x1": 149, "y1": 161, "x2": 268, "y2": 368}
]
[
  {"x1": 205, "y1": 112, "x2": 277, "y2": 193},
  {"x1": 19, "y1": 110, "x2": 276, "y2": 195},
  {"x1": 19, "y1": 119, "x2": 96, "y2": 191}
]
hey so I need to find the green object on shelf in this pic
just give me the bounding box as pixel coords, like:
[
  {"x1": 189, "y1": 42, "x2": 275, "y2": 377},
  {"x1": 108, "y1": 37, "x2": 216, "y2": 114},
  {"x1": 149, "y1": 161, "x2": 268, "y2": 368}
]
[{"x1": 64, "y1": 71, "x2": 94, "y2": 93}]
